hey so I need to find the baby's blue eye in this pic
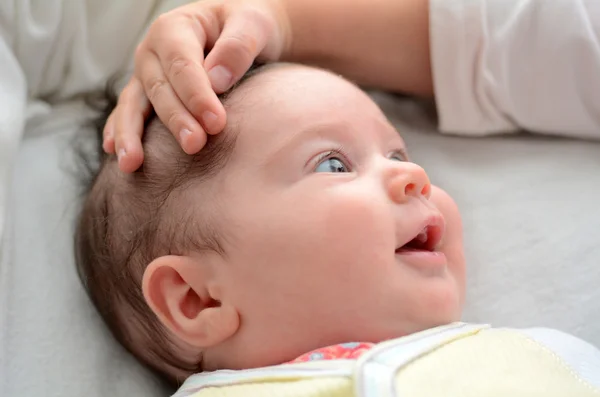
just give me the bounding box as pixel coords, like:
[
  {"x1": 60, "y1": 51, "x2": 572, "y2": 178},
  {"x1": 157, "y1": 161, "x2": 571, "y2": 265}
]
[
  {"x1": 389, "y1": 151, "x2": 408, "y2": 162},
  {"x1": 315, "y1": 157, "x2": 348, "y2": 173}
]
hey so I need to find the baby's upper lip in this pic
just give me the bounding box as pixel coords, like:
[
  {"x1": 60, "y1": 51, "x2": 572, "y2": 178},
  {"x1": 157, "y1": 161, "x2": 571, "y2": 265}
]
[{"x1": 396, "y1": 214, "x2": 446, "y2": 252}]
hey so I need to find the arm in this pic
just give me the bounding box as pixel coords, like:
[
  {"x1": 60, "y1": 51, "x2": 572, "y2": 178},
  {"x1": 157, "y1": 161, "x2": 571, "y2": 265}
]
[
  {"x1": 284, "y1": 0, "x2": 600, "y2": 138},
  {"x1": 281, "y1": 0, "x2": 434, "y2": 96}
]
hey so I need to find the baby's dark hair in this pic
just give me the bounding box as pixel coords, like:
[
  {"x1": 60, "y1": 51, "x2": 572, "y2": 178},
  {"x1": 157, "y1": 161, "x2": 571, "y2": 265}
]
[{"x1": 74, "y1": 65, "x2": 266, "y2": 386}]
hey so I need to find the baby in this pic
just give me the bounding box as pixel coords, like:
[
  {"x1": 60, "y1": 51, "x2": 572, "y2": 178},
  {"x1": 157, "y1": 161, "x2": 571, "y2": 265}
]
[{"x1": 75, "y1": 63, "x2": 600, "y2": 396}]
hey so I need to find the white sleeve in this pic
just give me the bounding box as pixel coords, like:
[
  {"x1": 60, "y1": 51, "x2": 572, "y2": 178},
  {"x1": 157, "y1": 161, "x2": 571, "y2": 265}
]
[{"x1": 429, "y1": 0, "x2": 600, "y2": 139}]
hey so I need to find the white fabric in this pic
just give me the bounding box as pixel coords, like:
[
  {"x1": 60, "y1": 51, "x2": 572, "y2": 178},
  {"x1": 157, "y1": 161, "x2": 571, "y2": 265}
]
[
  {"x1": 0, "y1": 1, "x2": 191, "y2": 396},
  {"x1": 0, "y1": 0, "x2": 194, "y2": 244},
  {"x1": 430, "y1": 0, "x2": 600, "y2": 138},
  {"x1": 520, "y1": 327, "x2": 600, "y2": 388},
  {"x1": 2, "y1": 1, "x2": 600, "y2": 397}
]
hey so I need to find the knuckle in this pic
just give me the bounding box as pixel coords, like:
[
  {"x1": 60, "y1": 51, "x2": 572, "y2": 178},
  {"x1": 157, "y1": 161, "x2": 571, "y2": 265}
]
[
  {"x1": 150, "y1": 11, "x2": 188, "y2": 41},
  {"x1": 167, "y1": 55, "x2": 194, "y2": 78},
  {"x1": 146, "y1": 12, "x2": 179, "y2": 45},
  {"x1": 241, "y1": 6, "x2": 272, "y2": 27},
  {"x1": 242, "y1": 6, "x2": 276, "y2": 38},
  {"x1": 166, "y1": 110, "x2": 181, "y2": 131},
  {"x1": 151, "y1": 12, "x2": 172, "y2": 33},
  {"x1": 187, "y1": 91, "x2": 210, "y2": 114},
  {"x1": 145, "y1": 77, "x2": 167, "y2": 102},
  {"x1": 222, "y1": 34, "x2": 255, "y2": 60},
  {"x1": 188, "y1": 8, "x2": 216, "y2": 36}
]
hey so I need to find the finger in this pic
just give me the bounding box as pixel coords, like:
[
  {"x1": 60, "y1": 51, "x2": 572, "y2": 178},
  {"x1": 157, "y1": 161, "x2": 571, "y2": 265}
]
[
  {"x1": 103, "y1": 111, "x2": 117, "y2": 154},
  {"x1": 113, "y1": 78, "x2": 149, "y2": 173},
  {"x1": 139, "y1": 54, "x2": 208, "y2": 154},
  {"x1": 204, "y1": 8, "x2": 274, "y2": 93},
  {"x1": 147, "y1": 13, "x2": 226, "y2": 135}
]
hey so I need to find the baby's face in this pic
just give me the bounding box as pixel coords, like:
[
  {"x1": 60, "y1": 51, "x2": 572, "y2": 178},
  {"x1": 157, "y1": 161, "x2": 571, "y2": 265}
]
[{"x1": 204, "y1": 65, "x2": 466, "y2": 368}]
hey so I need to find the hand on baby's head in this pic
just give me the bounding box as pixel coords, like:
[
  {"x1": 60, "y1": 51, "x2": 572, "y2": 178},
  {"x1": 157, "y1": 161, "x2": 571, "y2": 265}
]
[
  {"x1": 75, "y1": 64, "x2": 466, "y2": 384},
  {"x1": 103, "y1": 0, "x2": 289, "y2": 172}
]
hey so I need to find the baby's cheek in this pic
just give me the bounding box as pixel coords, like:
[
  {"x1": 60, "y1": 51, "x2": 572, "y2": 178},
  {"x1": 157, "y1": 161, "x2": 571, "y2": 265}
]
[{"x1": 319, "y1": 191, "x2": 392, "y2": 254}]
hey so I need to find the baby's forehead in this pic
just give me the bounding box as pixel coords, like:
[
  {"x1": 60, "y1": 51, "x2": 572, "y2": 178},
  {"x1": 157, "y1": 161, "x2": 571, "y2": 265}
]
[
  {"x1": 225, "y1": 65, "x2": 397, "y2": 151},
  {"x1": 230, "y1": 64, "x2": 374, "y2": 113}
]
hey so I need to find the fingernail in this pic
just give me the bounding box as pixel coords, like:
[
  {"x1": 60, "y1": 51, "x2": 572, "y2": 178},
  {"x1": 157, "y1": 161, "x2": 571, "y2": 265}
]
[
  {"x1": 117, "y1": 148, "x2": 127, "y2": 162},
  {"x1": 202, "y1": 111, "x2": 218, "y2": 131},
  {"x1": 180, "y1": 128, "x2": 193, "y2": 146},
  {"x1": 208, "y1": 66, "x2": 233, "y2": 92}
]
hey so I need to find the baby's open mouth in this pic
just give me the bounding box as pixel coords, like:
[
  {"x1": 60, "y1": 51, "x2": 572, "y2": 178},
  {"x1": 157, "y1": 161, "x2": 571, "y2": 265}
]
[{"x1": 395, "y1": 222, "x2": 444, "y2": 254}]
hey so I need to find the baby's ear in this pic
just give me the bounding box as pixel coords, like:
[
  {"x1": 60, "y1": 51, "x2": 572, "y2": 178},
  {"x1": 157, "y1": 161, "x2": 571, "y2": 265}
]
[{"x1": 142, "y1": 255, "x2": 239, "y2": 348}]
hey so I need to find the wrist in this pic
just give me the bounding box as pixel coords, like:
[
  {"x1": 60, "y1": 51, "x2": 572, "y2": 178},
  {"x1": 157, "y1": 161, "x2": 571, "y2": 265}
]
[{"x1": 278, "y1": 0, "x2": 343, "y2": 64}]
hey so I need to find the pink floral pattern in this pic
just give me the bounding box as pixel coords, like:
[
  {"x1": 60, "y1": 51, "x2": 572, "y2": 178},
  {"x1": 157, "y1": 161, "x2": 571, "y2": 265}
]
[{"x1": 290, "y1": 342, "x2": 375, "y2": 363}]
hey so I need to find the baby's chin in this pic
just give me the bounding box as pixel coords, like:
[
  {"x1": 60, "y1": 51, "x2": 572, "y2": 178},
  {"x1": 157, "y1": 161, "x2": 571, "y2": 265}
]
[
  {"x1": 407, "y1": 314, "x2": 462, "y2": 337},
  {"x1": 420, "y1": 311, "x2": 463, "y2": 332}
]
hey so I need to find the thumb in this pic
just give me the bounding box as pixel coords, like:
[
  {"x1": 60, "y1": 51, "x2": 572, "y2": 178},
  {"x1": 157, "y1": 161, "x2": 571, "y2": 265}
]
[{"x1": 204, "y1": 7, "x2": 277, "y2": 92}]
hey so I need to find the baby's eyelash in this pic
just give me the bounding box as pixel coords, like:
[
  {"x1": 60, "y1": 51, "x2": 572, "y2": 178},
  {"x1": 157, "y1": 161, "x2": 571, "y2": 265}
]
[
  {"x1": 313, "y1": 146, "x2": 353, "y2": 170},
  {"x1": 394, "y1": 148, "x2": 410, "y2": 162}
]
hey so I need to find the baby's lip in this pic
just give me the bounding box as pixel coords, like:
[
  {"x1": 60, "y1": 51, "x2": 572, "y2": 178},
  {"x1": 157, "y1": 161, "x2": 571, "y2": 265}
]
[{"x1": 395, "y1": 214, "x2": 446, "y2": 252}]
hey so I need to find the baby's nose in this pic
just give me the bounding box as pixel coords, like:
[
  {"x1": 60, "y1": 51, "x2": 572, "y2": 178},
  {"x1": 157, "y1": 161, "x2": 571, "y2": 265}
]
[{"x1": 387, "y1": 162, "x2": 431, "y2": 204}]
